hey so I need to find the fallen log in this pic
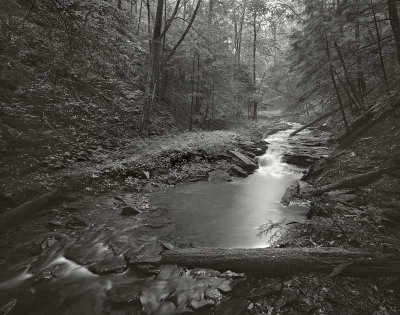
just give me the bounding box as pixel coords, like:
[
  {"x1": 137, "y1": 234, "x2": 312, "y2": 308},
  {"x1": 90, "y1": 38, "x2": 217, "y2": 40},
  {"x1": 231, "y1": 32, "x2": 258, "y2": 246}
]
[
  {"x1": 289, "y1": 107, "x2": 342, "y2": 137},
  {"x1": 160, "y1": 247, "x2": 399, "y2": 277},
  {"x1": 0, "y1": 189, "x2": 61, "y2": 232},
  {"x1": 338, "y1": 108, "x2": 392, "y2": 149},
  {"x1": 311, "y1": 170, "x2": 383, "y2": 196}
]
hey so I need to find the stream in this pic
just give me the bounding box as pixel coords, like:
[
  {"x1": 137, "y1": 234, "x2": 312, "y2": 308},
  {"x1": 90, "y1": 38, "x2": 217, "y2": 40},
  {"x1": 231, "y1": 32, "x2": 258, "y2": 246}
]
[
  {"x1": 0, "y1": 123, "x2": 313, "y2": 314},
  {"x1": 150, "y1": 125, "x2": 309, "y2": 248}
]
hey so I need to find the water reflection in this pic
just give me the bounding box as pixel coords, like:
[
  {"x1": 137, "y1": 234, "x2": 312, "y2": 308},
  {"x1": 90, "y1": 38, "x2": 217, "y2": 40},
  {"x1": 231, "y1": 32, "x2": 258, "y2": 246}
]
[{"x1": 151, "y1": 125, "x2": 309, "y2": 248}]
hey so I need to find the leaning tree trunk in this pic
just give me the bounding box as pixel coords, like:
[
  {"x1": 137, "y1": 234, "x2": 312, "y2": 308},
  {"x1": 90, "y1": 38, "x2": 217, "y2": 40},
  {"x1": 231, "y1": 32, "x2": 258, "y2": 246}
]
[
  {"x1": 354, "y1": 0, "x2": 366, "y2": 95},
  {"x1": 136, "y1": 0, "x2": 143, "y2": 34},
  {"x1": 388, "y1": 0, "x2": 400, "y2": 64},
  {"x1": 325, "y1": 33, "x2": 348, "y2": 128},
  {"x1": 311, "y1": 170, "x2": 383, "y2": 196},
  {"x1": 372, "y1": 6, "x2": 389, "y2": 94},
  {"x1": 334, "y1": 41, "x2": 365, "y2": 110},
  {"x1": 160, "y1": 247, "x2": 400, "y2": 277}
]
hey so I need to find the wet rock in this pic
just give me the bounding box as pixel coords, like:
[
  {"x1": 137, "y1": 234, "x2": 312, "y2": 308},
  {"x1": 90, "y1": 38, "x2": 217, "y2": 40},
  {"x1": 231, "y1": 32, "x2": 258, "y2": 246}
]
[
  {"x1": 50, "y1": 263, "x2": 69, "y2": 277},
  {"x1": 205, "y1": 288, "x2": 222, "y2": 300},
  {"x1": 221, "y1": 270, "x2": 245, "y2": 279},
  {"x1": 89, "y1": 255, "x2": 127, "y2": 275},
  {"x1": 227, "y1": 150, "x2": 258, "y2": 171},
  {"x1": 208, "y1": 169, "x2": 232, "y2": 182},
  {"x1": 157, "y1": 238, "x2": 175, "y2": 250},
  {"x1": 156, "y1": 265, "x2": 183, "y2": 280},
  {"x1": 125, "y1": 243, "x2": 163, "y2": 265},
  {"x1": 34, "y1": 269, "x2": 53, "y2": 282},
  {"x1": 190, "y1": 299, "x2": 215, "y2": 310},
  {"x1": 230, "y1": 165, "x2": 249, "y2": 178},
  {"x1": 155, "y1": 302, "x2": 176, "y2": 314},
  {"x1": 106, "y1": 284, "x2": 142, "y2": 305},
  {"x1": 281, "y1": 182, "x2": 300, "y2": 206},
  {"x1": 242, "y1": 151, "x2": 256, "y2": 159},
  {"x1": 0, "y1": 298, "x2": 17, "y2": 315},
  {"x1": 65, "y1": 244, "x2": 113, "y2": 265},
  {"x1": 120, "y1": 206, "x2": 140, "y2": 216},
  {"x1": 144, "y1": 216, "x2": 173, "y2": 229},
  {"x1": 136, "y1": 263, "x2": 161, "y2": 274},
  {"x1": 188, "y1": 175, "x2": 208, "y2": 182},
  {"x1": 282, "y1": 152, "x2": 318, "y2": 167},
  {"x1": 142, "y1": 183, "x2": 168, "y2": 193},
  {"x1": 239, "y1": 141, "x2": 267, "y2": 156}
]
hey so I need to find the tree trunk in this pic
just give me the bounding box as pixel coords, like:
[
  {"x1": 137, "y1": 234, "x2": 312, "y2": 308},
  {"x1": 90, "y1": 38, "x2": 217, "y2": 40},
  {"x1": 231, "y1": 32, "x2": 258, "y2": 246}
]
[
  {"x1": 160, "y1": 247, "x2": 400, "y2": 276},
  {"x1": 289, "y1": 104, "x2": 351, "y2": 137},
  {"x1": 141, "y1": 0, "x2": 164, "y2": 134},
  {"x1": 325, "y1": 34, "x2": 348, "y2": 128},
  {"x1": 372, "y1": 5, "x2": 389, "y2": 94},
  {"x1": 165, "y1": 0, "x2": 203, "y2": 62},
  {"x1": 388, "y1": 0, "x2": 400, "y2": 64},
  {"x1": 354, "y1": 0, "x2": 366, "y2": 95},
  {"x1": 334, "y1": 41, "x2": 365, "y2": 110},
  {"x1": 194, "y1": 53, "x2": 201, "y2": 114},
  {"x1": 252, "y1": 7, "x2": 257, "y2": 121},
  {"x1": 208, "y1": 0, "x2": 214, "y2": 24},
  {"x1": 189, "y1": 53, "x2": 195, "y2": 131},
  {"x1": 311, "y1": 170, "x2": 383, "y2": 196},
  {"x1": 237, "y1": 1, "x2": 246, "y2": 63},
  {"x1": 136, "y1": 0, "x2": 143, "y2": 34}
]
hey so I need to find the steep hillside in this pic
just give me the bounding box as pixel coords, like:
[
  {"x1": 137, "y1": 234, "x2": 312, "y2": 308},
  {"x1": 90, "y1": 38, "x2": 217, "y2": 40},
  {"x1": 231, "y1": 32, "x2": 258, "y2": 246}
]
[{"x1": 0, "y1": 0, "x2": 176, "y2": 179}]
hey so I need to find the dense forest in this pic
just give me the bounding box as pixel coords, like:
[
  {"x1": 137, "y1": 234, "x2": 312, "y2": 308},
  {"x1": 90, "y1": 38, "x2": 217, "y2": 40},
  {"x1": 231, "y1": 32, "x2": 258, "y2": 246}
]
[{"x1": 1, "y1": 0, "x2": 400, "y2": 314}]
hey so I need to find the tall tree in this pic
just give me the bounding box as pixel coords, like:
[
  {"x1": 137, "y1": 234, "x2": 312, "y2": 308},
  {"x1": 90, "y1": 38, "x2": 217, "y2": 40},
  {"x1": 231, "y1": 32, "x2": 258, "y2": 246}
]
[
  {"x1": 142, "y1": 0, "x2": 164, "y2": 133},
  {"x1": 387, "y1": 0, "x2": 400, "y2": 64}
]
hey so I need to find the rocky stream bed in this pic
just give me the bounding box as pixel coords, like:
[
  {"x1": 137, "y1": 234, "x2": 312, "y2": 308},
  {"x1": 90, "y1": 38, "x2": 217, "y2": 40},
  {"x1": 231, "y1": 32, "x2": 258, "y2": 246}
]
[{"x1": 1, "y1": 116, "x2": 400, "y2": 315}]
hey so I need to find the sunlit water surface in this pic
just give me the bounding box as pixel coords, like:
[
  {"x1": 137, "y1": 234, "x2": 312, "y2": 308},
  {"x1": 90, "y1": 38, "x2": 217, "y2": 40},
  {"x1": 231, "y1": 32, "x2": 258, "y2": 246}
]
[{"x1": 151, "y1": 124, "x2": 309, "y2": 248}]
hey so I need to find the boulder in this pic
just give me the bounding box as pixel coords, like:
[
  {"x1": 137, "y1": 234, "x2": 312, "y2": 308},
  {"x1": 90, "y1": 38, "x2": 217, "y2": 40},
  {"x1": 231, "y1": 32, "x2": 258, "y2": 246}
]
[
  {"x1": 120, "y1": 206, "x2": 140, "y2": 216},
  {"x1": 282, "y1": 152, "x2": 319, "y2": 167},
  {"x1": 227, "y1": 150, "x2": 258, "y2": 171},
  {"x1": 281, "y1": 182, "x2": 300, "y2": 206},
  {"x1": 208, "y1": 170, "x2": 232, "y2": 182},
  {"x1": 106, "y1": 284, "x2": 142, "y2": 305},
  {"x1": 89, "y1": 255, "x2": 127, "y2": 275},
  {"x1": 125, "y1": 243, "x2": 164, "y2": 265},
  {"x1": 230, "y1": 165, "x2": 249, "y2": 178}
]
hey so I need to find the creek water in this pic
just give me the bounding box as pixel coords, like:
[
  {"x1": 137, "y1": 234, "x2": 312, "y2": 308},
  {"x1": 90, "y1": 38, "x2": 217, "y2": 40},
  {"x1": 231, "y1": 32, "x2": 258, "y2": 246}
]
[
  {"x1": 151, "y1": 124, "x2": 309, "y2": 248},
  {"x1": 0, "y1": 123, "x2": 310, "y2": 314}
]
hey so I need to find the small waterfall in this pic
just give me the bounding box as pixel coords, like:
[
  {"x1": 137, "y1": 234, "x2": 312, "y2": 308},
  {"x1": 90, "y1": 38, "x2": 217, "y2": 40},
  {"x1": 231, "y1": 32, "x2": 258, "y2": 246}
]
[
  {"x1": 257, "y1": 130, "x2": 291, "y2": 177},
  {"x1": 257, "y1": 145, "x2": 282, "y2": 168}
]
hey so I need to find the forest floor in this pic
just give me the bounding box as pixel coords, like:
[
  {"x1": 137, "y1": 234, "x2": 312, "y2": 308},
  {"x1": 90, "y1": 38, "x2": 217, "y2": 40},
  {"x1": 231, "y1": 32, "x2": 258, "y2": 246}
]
[{"x1": 1, "y1": 109, "x2": 400, "y2": 314}]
